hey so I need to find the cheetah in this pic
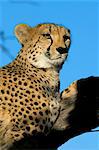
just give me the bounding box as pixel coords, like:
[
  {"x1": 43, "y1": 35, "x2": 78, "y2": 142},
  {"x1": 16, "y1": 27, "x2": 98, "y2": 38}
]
[{"x1": 0, "y1": 23, "x2": 70, "y2": 149}]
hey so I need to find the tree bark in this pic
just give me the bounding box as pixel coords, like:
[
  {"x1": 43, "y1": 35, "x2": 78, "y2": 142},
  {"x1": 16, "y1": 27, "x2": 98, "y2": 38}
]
[{"x1": 10, "y1": 76, "x2": 99, "y2": 150}]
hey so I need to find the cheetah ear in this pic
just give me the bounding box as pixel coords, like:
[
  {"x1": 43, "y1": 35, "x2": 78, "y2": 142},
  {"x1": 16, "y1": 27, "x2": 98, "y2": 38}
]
[{"x1": 15, "y1": 24, "x2": 31, "y2": 44}]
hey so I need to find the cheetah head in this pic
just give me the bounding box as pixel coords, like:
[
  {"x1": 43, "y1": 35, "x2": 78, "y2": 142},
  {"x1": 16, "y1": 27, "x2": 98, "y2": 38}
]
[{"x1": 15, "y1": 23, "x2": 71, "y2": 71}]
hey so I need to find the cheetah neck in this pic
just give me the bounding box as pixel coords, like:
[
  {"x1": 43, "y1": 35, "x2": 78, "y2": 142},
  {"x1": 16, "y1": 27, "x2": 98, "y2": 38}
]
[
  {"x1": 26, "y1": 62, "x2": 60, "y2": 87},
  {"x1": 25, "y1": 61, "x2": 60, "y2": 93},
  {"x1": 6, "y1": 48, "x2": 60, "y2": 92},
  {"x1": 9, "y1": 54, "x2": 60, "y2": 86},
  {"x1": 16, "y1": 49, "x2": 60, "y2": 77}
]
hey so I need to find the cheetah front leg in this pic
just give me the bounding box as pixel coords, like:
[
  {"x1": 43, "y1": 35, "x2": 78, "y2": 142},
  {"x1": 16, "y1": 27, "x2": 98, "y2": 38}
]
[
  {"x1": 54, "y1": 77, "x2": 99, "y2": 131},
  {"x1": 0, "y1": 108, "x2": 14, "y2": 150},
  {"x1": 60, "y1": 81, "x2": 78, "y2": 111},
  {"x1": 53, "y1": 81, "x2": 78, "y2": 130},
  {"x1": 0, "y1": 108, "x2": 25, "y2": 150}
]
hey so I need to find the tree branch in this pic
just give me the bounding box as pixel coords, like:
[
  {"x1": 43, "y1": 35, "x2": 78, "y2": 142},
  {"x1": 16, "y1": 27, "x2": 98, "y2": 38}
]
[{"x1": 10, "y1": 76, "x2": 99, "y2": 150}]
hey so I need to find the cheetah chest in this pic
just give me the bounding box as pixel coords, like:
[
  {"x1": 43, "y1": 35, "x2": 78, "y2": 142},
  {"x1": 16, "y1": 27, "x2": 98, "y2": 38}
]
[{"x1": 0, "y1": 69, "x2": 60, "y2": 136}]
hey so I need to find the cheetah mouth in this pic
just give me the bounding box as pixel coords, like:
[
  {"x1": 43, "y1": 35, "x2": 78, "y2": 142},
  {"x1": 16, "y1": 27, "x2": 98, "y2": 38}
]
[
  {"x1": 50, "y1": 54, "x2": 67, "y2": 61},
  {"x1": 50, "y1": 57, "x2": 61, "y2": 60}
]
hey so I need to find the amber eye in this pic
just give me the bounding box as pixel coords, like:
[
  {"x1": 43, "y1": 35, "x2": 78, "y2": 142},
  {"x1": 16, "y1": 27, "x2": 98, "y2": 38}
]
[{"x1": 42, "y1": 33, "x2": 51, "y2": 39}]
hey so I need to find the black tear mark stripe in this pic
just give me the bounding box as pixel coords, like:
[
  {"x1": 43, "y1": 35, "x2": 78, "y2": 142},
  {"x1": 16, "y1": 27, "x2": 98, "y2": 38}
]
[
  {"x1": 47, "y1": 32, "x2": 53, "y2": 53},
  {"x1": 46, "y1": 25, "x2": 53, "y2": 53},
  {"x1": 47, "y1": 37, "x2": 53, "y2": 52},
  {"x1": 49, "y1": 25, "x2": 51, "y2": 33}
]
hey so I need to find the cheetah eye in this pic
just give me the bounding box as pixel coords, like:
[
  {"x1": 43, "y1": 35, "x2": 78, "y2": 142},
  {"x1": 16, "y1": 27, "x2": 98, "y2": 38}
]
[
  {"x1": 42, "y1": 33, "x2": 51, "y2": 39},
  {"x1": 63, "y1": 35, "x2": 70, "y2": 41}
]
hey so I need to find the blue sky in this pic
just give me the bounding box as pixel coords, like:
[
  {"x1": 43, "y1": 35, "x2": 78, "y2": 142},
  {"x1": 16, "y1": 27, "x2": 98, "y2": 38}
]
[{"x1": 0, "y1": 0, "x2": 99, "y2": 149}]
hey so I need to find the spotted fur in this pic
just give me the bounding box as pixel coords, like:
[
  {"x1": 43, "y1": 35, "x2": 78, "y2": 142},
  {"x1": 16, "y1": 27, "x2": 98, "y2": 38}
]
[{"x1": 0, "y1": 23, "x2": 70, "y2": 149}]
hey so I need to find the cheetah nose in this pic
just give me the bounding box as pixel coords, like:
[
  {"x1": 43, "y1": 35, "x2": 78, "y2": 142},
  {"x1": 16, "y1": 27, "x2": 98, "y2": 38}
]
[{"x1": 56, "y1": 47, "x2": 68, "y2": 54}]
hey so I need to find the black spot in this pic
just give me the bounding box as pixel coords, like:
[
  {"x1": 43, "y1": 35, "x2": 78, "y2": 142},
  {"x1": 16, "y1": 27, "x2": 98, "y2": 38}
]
[
  {"x1": 38, "y1": 95, "x2": 41, "y2": 99},
  {"x1": 29, "y1": 85, "x2": 33, "y2": 88},
  {"x1": 34, "y1": 80, "x2": 37, "y2": 83},
  {"x1": 15, "y1": 93, "x2": 18, "y2": 97},
  {"x1": 13, "y1": 77, "x2": 17, "y2": 81},
  {"x1": 34, "y1": 102, "x2": 38, "y2": 105},
  {"x1": 39, "y1": 78, "x2": 43, "y2": 82},
  {"x1": 19, "y1": 112, "x2": 22, "y2": 115},
  {"x1": 35, "y1": 88, "x2": 38, "y2": 91},
  {"x1": 26, "y1": 126, "x2": 30, "y2": 131},
  {"x1": 12, "y1": 87, "x2": 15, "y2": 91},
  {"x1": 20, "y1": 92, "x2": 23, "y2": 95},
  {"x1": 12, "y1": 118, "x2": 15, "y2": 122},
  {"x1": 42, "y1": 119, "x2": 46, "y2": 124},
  {"x1": 24, "y1": 82, "x2": 27, "y2": 86},
  {"x1": 10, "y1": 98, "x2": 13, "y2": 102},
  {"x1": 39, "y1": 111, "x2": 43, "y2": 116},
  {"x1": 33, "y1": 112, "x2": 37, "y2": 115},
  {"x1": 35, "y1": 118, "x2": 39, "y2": 123},
  {"x1": 20, "y1": 102, "x2": 23, "y2": 105},
  {"x1": 23, "y1": 120, "x2": 27, "y2": 124},
  {"x1": 48, "y1": 118, "x2": 50, "y2": 122},
  {"x1": 3, "y1": 82, "x2": 6, "y2": 86},
  {"x1": 29, "y1": 116, "x2": 33, "y2": 120},
  {"x1": 32, "y1": 58, "x2": 35, "y2": 60},
  {"x1": 29, "y1": 56, "x2": 31, "y2": 59},
  {"x1": 54, "y1": 112, "x2": 57, "y2": 116},
  {"x1": 8, "y1": 103, "x2": 11, "y2": 106},
  {"x1": 21, "y1": 108, "x2": 24, "y2": 111},
  {"x1": 0, "y1": 98, "x2": 2, "y2": 101},
  {"x1": 51, "y1": 121, "x2": 54, "y2": 126},
  {"x1": 30, "y1": 103, "x2": 33, "y2": 106},
  {"x1": 15, "y1": 134, "x2": 20, "y2": 137},
  {"x1": 39, "y1": 87, "x2": 42, "y2": 90},
  {"x1": 33, "y1": 70, "x2": 37, "y2": 73},
  {"x1": 42, "y1": 86, "x2": 45, "y2": 90},
  {"x1": 27, "y1": 107, "x2": 31, "y2": 110},
  {"x1": 45, "y1": 110, "x2": 49, "y2": 115},
  {"x1": 31, "y1": 122, "x2": 34, "y2": 125},
  {"x1": 6, "y1": 90, "x2": 10, "y2": 94},
  {"x1": 25, "y1": 99, "x2": 28, "y2": 102},
  {"x1": 40, "y1": 125, "x2": 43, "y2": 130},
  {"x1": 37, "y1": 80, "x2": 40, "y2": 83},
  {"x1": 42, "y1": 94, "x2": 46, "y2": 98},
  {"x1": 26, "y1": 90, "x2": 30, "y2": 94},
  {"x1": 32, "y1": 130, "x2": 37, "y2": 135},
  {"x1": 65, "y1": 88, "x2": 70, "y2": 93},
  {"x1": 19, "y1": 96, "x2": 22, "y2": 99},
  {"x1": 15, "y1": 99, "x2": 18, "y2": 102},
  {"x1": 1, "y1": 90, "x2": 4, "y2": 94},
  {"x1": 18, "y1": 81, "x2": 22, "y2": 85},
  {"x1": 42, "y1": 103, "x2": 46, "y2": 107},
  {"x1": 24, "y1": 114, "x2": 27, "y2": 118},
  {"x1": 3, "y1": 76, "x2": 7, "y2": 79},
  {"x1": 39, "y1": 107, "x2": 41, "y2": 110},
  {"x1": 26, "y1": 110, "x2": 29, "y2": 114},
  {"x1": 8, "y1": 86, "x2": 10, "y2": 89},
  {"x1": 9, "y1": 80, "x2": 12, "y2": 83},
  {"x1": 22, "y1": 132, "x2": 27, "y2": 137},
  {"x1": 5, "y1": 97, "x2": 8, "y2": 100},
  {"x1": 32, "y1": 95, "x2": 35, "y2": 98}
]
